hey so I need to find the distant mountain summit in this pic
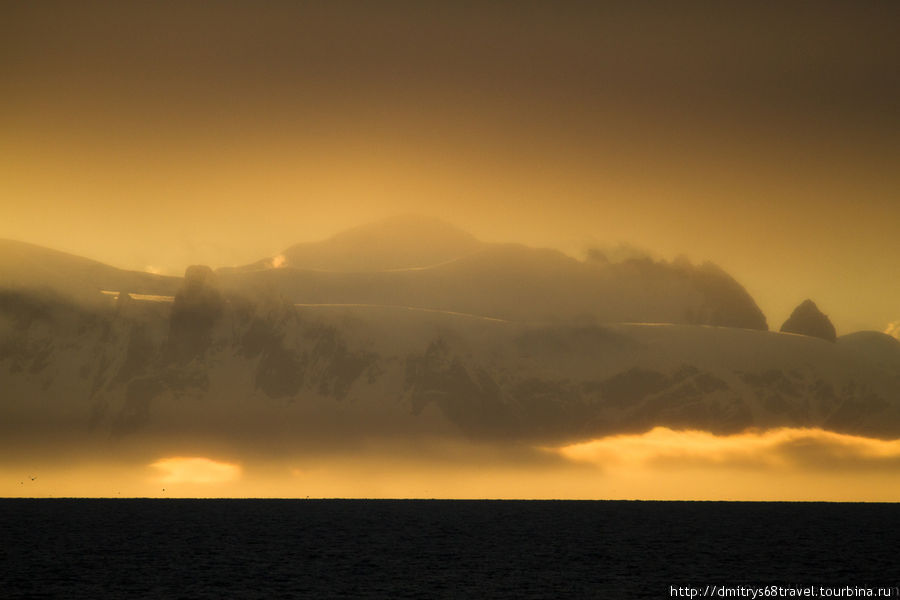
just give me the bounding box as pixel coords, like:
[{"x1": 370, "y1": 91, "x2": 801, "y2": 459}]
[
  {"x1": 218, "y1": 216, "x2": 768, "y2": 329},
  {"x1": 781, "y1": 299, "x2": 837, "y2": 342},
  {"x1": 236, "y1": 215, "x2": 484, "y2": 273}
]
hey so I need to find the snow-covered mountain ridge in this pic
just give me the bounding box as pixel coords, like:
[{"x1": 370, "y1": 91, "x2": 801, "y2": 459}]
[{"x1": 2, "y1": 286, "x2": 898, "y2": 453}]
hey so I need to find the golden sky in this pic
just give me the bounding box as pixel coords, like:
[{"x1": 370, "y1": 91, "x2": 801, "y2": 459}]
[
  {"x1": 2, "y1": 1, "x2": 898, "y2": 333},
  {"x1": 4, "y1": 428, "x2": 900, "y2": 501}
]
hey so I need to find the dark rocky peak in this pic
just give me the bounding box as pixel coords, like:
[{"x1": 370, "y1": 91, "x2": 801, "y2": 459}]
[{"x1": 780, "y1": 299, "x2": 836, "y2": 342}]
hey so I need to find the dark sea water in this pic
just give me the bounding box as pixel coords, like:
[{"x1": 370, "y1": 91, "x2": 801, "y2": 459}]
[{"x1": 1, "y1": 499, "x2": 896, "y2": 599}]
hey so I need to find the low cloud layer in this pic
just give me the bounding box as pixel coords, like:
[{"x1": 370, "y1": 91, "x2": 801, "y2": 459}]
[
  {"x1": 3, "y1": 431, "x2": 899, "y2": 500},
  {"x1": 556, "y1": 427, "x2": 900, "y2": 473}
]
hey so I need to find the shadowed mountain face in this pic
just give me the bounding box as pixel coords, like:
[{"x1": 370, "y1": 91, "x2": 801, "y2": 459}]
[{"x1": 167, "y1": 266, "x2": 225, "y2": 363}]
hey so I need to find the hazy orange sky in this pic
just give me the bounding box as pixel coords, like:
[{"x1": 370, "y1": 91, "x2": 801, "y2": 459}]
[
  {"x1": 2, "y1": 1, "x2": 898, "y2": 333},
  {"x1": 4, "y1": 428, "x2": 900, "y2": 501}
]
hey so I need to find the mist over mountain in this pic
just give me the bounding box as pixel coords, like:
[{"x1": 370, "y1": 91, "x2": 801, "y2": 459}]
[
  {"x1": 217, "y1": 216, "x2": 768, "y2": 329},
  {"x1": 233, "y1": 215, "x2": 484, "y2": 272},
  {"x1": 0, "y1": 239, "x2": 180, "y2": 302},
  {"x1": 1, "y1": 218, "x2": 899, "y2": 459},
  {"x1": 1, "y1": 217, "x2": 767, "y2": 329}
]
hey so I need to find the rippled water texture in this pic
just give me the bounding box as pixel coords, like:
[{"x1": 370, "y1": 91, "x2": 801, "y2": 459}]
[{"x1": 1, "y1": 499, "x2": 895, "y2": 598}]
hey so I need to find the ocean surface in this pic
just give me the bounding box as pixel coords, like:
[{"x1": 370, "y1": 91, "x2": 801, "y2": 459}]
[{"x1": 1, "y1": 499, "x2": 896, "y2": 599}]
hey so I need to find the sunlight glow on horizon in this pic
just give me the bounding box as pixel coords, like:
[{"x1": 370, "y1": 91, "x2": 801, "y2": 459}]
[
  {"x1": 556, "y1": 427, "x2": 900, "y2": 468},
  {"x1": 1, "y1": 428, "x2": 898, "y2": 501},
  {"x1": 150, "y1": 457, "x2": 242, "y2": 485}
]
